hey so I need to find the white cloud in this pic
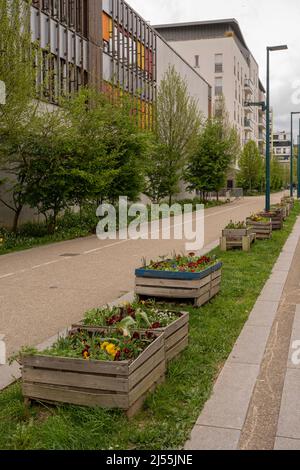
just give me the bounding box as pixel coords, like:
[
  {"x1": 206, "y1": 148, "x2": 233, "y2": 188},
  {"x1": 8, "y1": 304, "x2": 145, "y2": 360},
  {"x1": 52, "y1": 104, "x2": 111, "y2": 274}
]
[{"x1": 129, "y1": 0, "x2": 300, "y2": 132}]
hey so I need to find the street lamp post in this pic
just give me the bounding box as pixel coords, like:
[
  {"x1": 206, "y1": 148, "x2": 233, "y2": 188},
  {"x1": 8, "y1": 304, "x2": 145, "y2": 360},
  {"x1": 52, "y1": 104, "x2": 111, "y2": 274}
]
[
  {"x1": 265, "y1": 45, "x2": 288, "y2": 212},
  {"x1": 290, "y1": 112, "x2": 300, "y2": 198}
]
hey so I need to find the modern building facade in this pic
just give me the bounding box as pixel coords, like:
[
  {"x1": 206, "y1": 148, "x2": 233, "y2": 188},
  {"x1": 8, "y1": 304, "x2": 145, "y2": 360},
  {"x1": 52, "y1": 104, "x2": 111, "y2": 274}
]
[
  {"x1": 154, "y1": 19, "x2": 266, "y2": 149},
  {"x1": 29, "y1": 1, "x2": 211, "y2": 128},
  {"x1": 272, "y1": 131, "x2": 292, "y2": 165}
]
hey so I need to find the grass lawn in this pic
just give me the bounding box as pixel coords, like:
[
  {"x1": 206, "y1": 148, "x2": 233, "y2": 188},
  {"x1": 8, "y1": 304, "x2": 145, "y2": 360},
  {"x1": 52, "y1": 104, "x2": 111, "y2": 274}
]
[{"x1": 0, "y1": 203, "x2": 299, "y2": 450}]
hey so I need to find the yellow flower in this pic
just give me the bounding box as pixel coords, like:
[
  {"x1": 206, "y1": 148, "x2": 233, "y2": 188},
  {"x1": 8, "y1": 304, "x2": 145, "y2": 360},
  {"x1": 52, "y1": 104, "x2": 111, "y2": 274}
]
[
  {"x1": 83, "y1": 351, "x2": 90, "y2": 360},
  {"x1": 106, "y1": 344, "x2": 118, "y2": 356},
  {"x1": 101, "y1": 341, "x2": 110, "y2": 351}
]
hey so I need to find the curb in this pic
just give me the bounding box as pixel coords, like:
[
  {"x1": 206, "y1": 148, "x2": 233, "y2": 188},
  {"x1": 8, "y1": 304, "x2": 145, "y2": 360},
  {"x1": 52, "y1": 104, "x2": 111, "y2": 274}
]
[{"x1": 185, "y1": 216, "x2": 300, "y2": 450}]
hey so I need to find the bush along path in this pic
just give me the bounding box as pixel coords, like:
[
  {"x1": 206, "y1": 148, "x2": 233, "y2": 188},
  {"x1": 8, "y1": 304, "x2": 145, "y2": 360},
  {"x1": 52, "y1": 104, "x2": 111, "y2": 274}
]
[
  {"x1": 0, "y1": 199, "x2": 225, "y2": 256},
  {"x1": 0, "y1": 202, "x2": 299, "y2": 450}
]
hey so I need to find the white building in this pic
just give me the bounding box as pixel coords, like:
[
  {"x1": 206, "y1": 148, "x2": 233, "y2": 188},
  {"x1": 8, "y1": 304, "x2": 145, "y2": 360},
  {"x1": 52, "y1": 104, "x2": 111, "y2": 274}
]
[
  {"x1": 154, "y1": 19, "x2": 266, "y2": 150},
  {"x1": 273, "y1": 131, "x2": 292, "y2": 165}
]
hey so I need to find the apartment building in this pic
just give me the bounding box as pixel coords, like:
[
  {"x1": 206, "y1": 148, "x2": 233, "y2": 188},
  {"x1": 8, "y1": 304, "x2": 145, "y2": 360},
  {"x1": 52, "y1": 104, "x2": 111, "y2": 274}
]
[
  {"x1": 273, "y1": 131, "x2": 292, "y2": 165},
  {"x1": 1, "y1": 1, "x2": 212, "y2": 227},
  {"x1": 29, "y1": 1, "x2": 211, "y2": 128},
  {"x1": 154, "y1": 19, "x2": 266, "y2": 149}
]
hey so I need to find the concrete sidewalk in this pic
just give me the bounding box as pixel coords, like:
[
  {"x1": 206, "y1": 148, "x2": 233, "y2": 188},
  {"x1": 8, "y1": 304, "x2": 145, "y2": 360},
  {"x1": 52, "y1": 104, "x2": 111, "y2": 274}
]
[{"x1": 185, "y1": 215, "x2": 300, "y2": 451}]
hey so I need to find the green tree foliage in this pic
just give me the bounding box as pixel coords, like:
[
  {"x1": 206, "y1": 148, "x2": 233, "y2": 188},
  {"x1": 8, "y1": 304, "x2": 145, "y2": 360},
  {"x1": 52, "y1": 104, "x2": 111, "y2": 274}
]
[
  {"x1": 146, "y1": 65, "x2": 202, "y2": 204},
  {"x1": 0, "y1": 0, "x2": 39, "y2": 230},
  {"x1": 270, "y1": 157, "x2": 284, "y2": 191},
  {"x1": 237, "y1": 140, "x2": 263, "y2": 192},
  {"x1": 184, "y1": 98, "x2": 240, "y2": 199}
]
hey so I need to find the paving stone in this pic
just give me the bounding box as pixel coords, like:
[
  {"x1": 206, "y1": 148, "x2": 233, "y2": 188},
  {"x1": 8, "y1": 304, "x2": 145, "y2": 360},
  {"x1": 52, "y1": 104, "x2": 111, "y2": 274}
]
[
  {"x1": 273, "y1": 261, "x2": 293, "y2": 272},
  {"x1": 228, "y1": 325, "x2": 270, "y2": 365},
  {"x1": 258, "y1": 282, "x2": 285, "y2": 302},
  {"x1": 277, "y1": 369, "x2": 300, "y2": 439},
  {"x1": 287, "y1": 307, "x2": 300, "y2": 370},
  {"x1": 185, "y1": 425, "x2": 240, "y2": 450},
  {"x1": 268, "y1": 271, "x2": 288, "y2": 284},
  {"x1": 196, "y1": 363, "x2": 260, "y2": 430},
  {"x1": 274, "y1": 437, "x2": 300, "y2": 450},
  {"x1": 247, "y1": 301, "x2": 279, "y2": 327},
  {"x1": 0, "y1": 362, "x2": 21, "y2": 390}
]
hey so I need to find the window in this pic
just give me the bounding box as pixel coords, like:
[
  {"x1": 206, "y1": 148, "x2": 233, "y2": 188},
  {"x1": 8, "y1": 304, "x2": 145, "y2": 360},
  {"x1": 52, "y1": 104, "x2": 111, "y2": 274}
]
[
  {"x1": 194, "y1": 55, "x2": 200, "y2": 68},
  {"x1": 215, "y1": 54, "x2": 223, "y2": 73},
  {"x1": 215, "y1": 77, "x2": 223, "y2": 96}
]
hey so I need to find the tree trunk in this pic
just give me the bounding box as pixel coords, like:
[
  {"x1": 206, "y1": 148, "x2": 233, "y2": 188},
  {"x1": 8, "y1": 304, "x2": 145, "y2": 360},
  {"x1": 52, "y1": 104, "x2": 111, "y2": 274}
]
[
  {"x1": 12, "y1": 207, "x2": 22, "y2": 233},
  {"x1": 216, "y1": 192, "x2": 219, "y2": 202}
]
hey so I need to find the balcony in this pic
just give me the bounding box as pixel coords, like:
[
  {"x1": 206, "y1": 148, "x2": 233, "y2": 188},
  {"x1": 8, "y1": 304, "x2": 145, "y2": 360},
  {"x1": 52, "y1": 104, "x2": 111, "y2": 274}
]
[
  {"x1": 258, "y1": 133, "x2": 266, "y2": 142},
  {"x1": 259, "y1": 117, "x2": 266, "y2": 129},
  {"x1": 244, "y1": 118, "x2": 252, "y2": 130},
  {"x1": 244, "y1": 78, "x2": 254, "y2": 95}
]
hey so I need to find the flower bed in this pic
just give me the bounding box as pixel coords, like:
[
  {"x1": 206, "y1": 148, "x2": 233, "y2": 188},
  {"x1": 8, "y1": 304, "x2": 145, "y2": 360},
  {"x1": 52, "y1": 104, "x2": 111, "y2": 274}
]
[
  {"x1": 220, "y1": 222, "x2": 256, "y2": 251},
  {"x1": 135, "y1": 255, "x2": 222, "y2": 307},
  {"x1": 21, "y1": 328, "x2": 165, "y2": 417},
  {"x1": 271, "y1": 204, "x2": 287, "y2": 220},
  {"x1": 246, "y1": 215, "x2": 272, "y2": 240},
  {"x1": 74, "y1": 301, "x2": 189, "y2": 362},
  {"x1": 259, "y1": 210, "x2": 283, "y2": 230}
]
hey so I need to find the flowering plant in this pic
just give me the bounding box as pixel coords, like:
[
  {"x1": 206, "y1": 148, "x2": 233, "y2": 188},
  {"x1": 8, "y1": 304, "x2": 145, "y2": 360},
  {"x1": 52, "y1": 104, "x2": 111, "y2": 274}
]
[
  {"x1": 143, "y1": 253, "x2": 218, "y2": 273},
  {"x1": 83, "y1": 300, "x2": 180, "y2": 331},
  {"x1": 40, "y1": 329, "x2": 154, "y2": 362},
  {"x1": 248, "y1": 214, "x2": 270, "y2": 223},
  {"x1": 225, "y1": 220, "x2": 247, "y2": 229}
]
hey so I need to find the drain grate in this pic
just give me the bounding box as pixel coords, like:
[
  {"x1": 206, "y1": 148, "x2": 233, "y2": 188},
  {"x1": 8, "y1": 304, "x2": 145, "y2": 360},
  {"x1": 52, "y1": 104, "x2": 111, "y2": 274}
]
[{"x1": 59, "y1": 253, "x2": 80, "y2": 257}]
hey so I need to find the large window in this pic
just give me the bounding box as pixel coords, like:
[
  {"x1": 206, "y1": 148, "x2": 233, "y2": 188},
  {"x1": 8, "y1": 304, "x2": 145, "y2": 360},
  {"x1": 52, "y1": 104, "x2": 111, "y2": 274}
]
[
  {"x1": 194, "y1": 55, "x2": 200, "y2": 69},
  {"x1": 215, "y1": 54, "x2": 223, "y2": 73},
  {"x1": 215, "y1": 77, "x2": 223, "y2": 96}
]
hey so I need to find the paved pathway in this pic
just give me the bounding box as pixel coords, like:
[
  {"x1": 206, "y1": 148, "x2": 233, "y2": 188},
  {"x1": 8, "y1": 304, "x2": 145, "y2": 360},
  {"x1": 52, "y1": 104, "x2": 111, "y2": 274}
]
[{"x1": 185, "y1": 212, "x2": 300, "y2": 450}]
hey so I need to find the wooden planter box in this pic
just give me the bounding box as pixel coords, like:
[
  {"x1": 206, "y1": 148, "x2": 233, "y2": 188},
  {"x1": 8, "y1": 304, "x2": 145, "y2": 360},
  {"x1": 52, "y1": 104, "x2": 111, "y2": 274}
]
[
  {"x1": 73, "y1": 311, "x2": 190, "y2": 363},
  {"x1": 282, "y1": 197, "x2": 294, "y2": 210},
  {"x1": 135, "y1": 263, "x2": 222, "y2": 307},
  {"x1": 220, "y1": 227, "x2": 256, "y2": 252},
  {"x1": 246, "y1": 219, "x2": 272, "y2": 240},
  {"x1": 259, "y1": 211, "x2": 283, "y2": 230},
  {"x1": 21, "y1": 331, "x2": 165, "y2": 418}
]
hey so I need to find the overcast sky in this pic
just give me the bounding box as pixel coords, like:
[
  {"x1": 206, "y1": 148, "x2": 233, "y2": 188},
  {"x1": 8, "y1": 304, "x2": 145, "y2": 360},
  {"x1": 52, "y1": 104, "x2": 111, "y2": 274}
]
[{"x1": 130, "y1": 0, "x2": 300, "y2": 134}]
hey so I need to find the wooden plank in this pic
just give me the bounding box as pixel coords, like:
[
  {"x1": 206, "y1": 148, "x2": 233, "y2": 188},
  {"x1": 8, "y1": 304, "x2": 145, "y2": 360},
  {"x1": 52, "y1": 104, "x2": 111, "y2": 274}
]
[
  {"x1": 129, "y1": 334, "x2": 164, "y2": 373},
  {"x1": 22, "y1": 355, "x2": 129, "y2": 376},
  {"x1": 195, "y1": 291, "x2": 210, "y2": 307},
  {"x1": 135, "y1": 276, "x2": 211, "y2": 289},
  {"x1": 23, "y1": 368, "x2": 129, "y2": 393},
  {"x1": 126, "y1": 376, "x2": 165, "y2": 419},
  {"x1": 167, "y1": 336, "x2": 189, "y2": 362},
  {"x1": 211, "y1": 269, "x2": 222, "y2": 280},
  {"x1": 128, "y1": 360, "x2": 165, "y2": 406},
  {"x1": 211, "y1": 277, "x2": 221, "y2": 289},
  {"x1": 22, "y1": 382, "x2": 129, "y2": 409},
  {"x1": 165, "y1": 323, "x2": 189, "y2": 350},
  {"x1": 135, "y1": 285, "x2": 210, "y2": 298},
  {"x1": 129, "y1": 347, "x2": 165, "y2": 390},
  {"x1": 160, "y1": 312, "x2": 189, "y2": 339}
]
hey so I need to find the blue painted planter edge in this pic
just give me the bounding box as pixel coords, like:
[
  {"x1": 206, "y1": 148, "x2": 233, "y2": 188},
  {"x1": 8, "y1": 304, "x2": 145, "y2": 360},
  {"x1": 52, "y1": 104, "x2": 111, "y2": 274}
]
[{"x1": 135, "y1": 261, "x2": 223, "y2": 281}]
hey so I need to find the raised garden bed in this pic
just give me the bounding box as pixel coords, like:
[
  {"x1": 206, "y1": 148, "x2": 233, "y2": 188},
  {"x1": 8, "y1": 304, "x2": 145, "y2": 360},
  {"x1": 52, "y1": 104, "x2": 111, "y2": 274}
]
[
  {"x1": 21, "y1": 329, "x2": 165, "y2": 418},
  {"x1": 135, "y1": 255, "x2": 222, "y2": 307},
  {"x1": 259, "y1": 210, "x2": 283, "y2": 230},
  {"x1": 220, "y1": 224, "x2": 256, "y2": 252},
  {"x1": 282, "y1": 197, "x2": 294, "y2": 211},
  {"x1": 246, "y1": 216, "x2": 272, "y2": 240},
  {"x1": 73, "y1": 303, "x2": 189, "y2": 363}
]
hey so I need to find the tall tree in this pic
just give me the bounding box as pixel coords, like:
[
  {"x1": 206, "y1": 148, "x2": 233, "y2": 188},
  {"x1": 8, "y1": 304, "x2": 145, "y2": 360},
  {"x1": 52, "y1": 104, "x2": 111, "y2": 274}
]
[
  {"x1": 237, "y1": 140, "x2": 263, "y2": 192},
  {"x1": 184, "y1": 97, "x2": 240, "y2": 200},
  {"x1": 0, "y1": 0, "x2": 39, "y2": 230},
  {"x1": 147, "y1": 65, "x2": 202, "y2": 204}
]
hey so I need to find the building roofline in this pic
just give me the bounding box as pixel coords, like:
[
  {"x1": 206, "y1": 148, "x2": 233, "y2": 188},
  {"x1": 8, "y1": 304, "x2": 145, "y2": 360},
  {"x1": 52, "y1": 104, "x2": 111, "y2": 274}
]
[
  {"x1": 259, "y1": 79, "x2": 266, "y2": 93},
  {"x1": 155, "y1": 29, "x2": 212, "y2": 88},
  {"x1": 154, "y1": 18, "x2": 250, "y2": 50}
]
